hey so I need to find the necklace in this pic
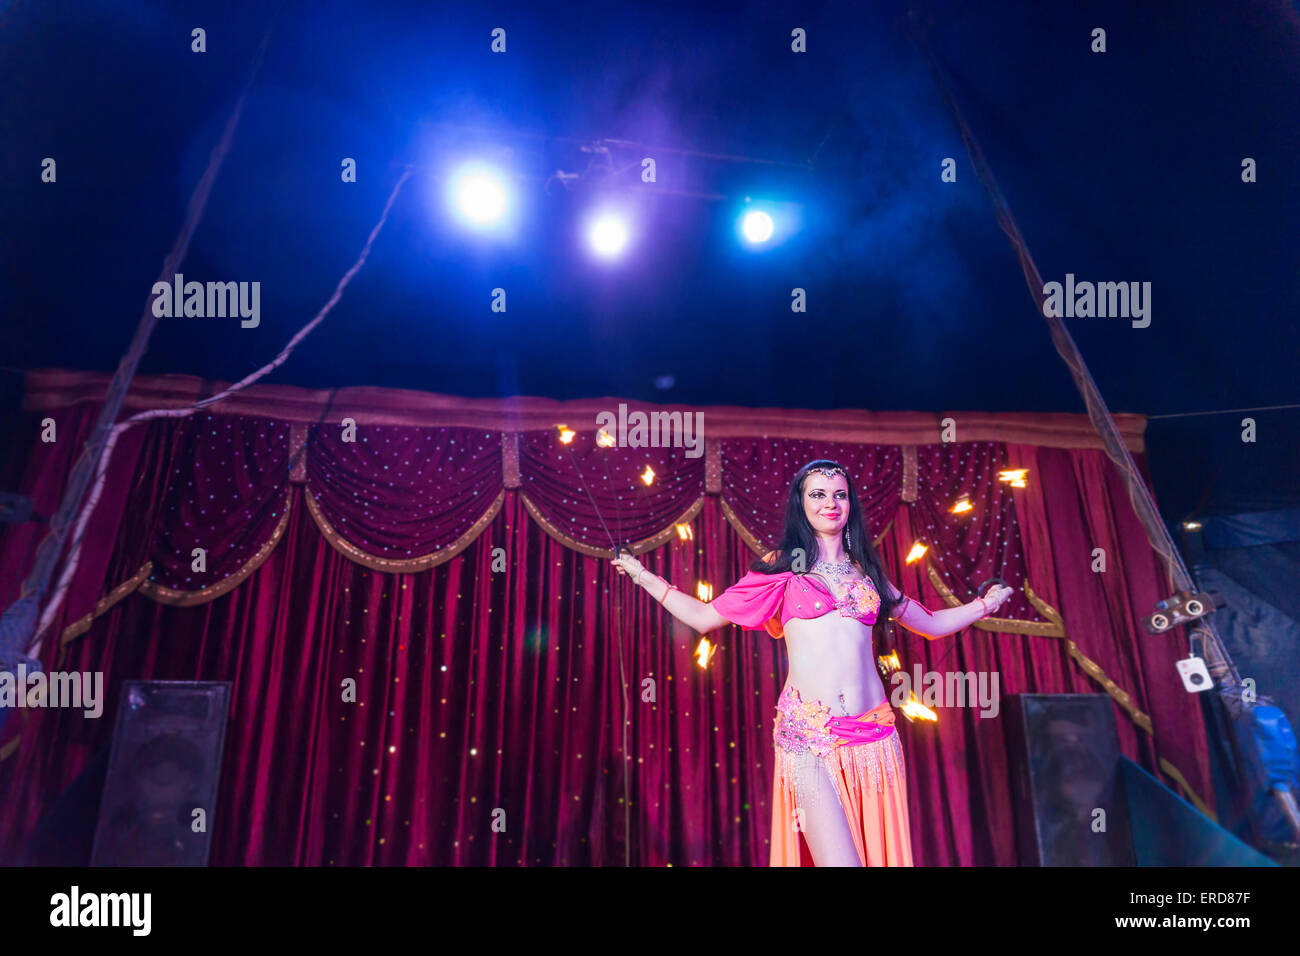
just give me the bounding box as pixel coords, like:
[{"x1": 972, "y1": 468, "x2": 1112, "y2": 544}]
[{"x1": 811, "y1": 558, "x2": 856, "y2": 581}]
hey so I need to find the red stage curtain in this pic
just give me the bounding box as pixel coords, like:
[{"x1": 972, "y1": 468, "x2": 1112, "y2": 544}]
[{"x1": 0, "y1": 377, "x2": 1211, "y2": 865}]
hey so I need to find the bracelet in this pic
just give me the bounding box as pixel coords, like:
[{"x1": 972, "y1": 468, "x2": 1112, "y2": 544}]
[
  {"x1": 978, "y1": 597, "x2": 990, "y2": 617},
  {"x1": 658, "y1": 583, "x2": 678, "y2": 606},
  {"x1": 635, "y1": 568, "x2": 646, "y2": 587}
]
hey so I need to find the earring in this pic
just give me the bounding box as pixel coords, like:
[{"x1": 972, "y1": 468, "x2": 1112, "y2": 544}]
[{"x1": 845, "y1": 529, "x2": 851, "y2": 549}]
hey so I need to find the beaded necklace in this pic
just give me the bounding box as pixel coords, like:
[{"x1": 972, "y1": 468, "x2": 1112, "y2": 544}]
[{"x1": 810, "y1": 557, "x2": 857, "y2": 587}]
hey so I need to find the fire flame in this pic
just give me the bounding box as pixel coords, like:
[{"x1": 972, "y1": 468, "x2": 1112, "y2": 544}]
[
  {"x1": 901, "y1": 691, "x2": 938, "y2": 722},
  {"x1": 905, "y1": 541, "x2": 928, "y2": 564},
  {"x1": 694, "y1": 637, "x2": 717, "y2": 669},
  {"x1": 876, "y1": 650, "x2": 901, "y2": 677},
  {"x1": 998, "y1": 468, "x2": 1028, "y2": 488}
]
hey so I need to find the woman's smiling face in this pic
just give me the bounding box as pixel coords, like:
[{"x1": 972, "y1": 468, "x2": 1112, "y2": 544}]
[{"x1": 803, "y1": 473, "x2": 849, "y2": 537}]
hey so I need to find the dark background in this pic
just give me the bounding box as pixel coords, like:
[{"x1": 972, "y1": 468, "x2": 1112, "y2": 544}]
[{"x1": 2, "y1": 0, "x2": 1298, "y2": 520}]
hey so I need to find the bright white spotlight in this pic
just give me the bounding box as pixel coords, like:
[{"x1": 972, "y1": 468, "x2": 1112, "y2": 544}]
[
  {"x1": 588, "y1": 215, "x2": 629, "y2": 259},
  {"x1": 449, "y1": 164, "x2": 509, "y2": 227},
  {"x1": 742, "y1": 210, "x2": 774, "y2": 243}
]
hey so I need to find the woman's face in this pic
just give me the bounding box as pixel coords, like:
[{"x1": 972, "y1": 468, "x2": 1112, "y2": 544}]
[{"x1": 803, "y1": 473, "x2": 849, "y2": 537}]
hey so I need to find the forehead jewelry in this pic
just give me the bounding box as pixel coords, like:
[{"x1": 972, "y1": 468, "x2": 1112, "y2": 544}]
[{"x1": 806, "y1": 466, "x2": 846, "y2": 479}]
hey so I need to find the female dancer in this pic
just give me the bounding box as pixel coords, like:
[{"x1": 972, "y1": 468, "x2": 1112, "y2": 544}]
[{"x1": 612, "y1": 459, "x2": 1013, "y2": 866}]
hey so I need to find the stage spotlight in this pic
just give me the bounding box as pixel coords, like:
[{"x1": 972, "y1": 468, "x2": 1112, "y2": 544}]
[
  {"x1": 448, "y1": 164, "x2": 509, "y2": 227},
  {"x1": 741, "y1": 210, "x2": 774, "y2": 244},
  {"x1": 588, "y1": 214, "x2": 629, "y2": 259},
  {"x1": 735, "y1": 199, "x2": 801, "y2": 251}
]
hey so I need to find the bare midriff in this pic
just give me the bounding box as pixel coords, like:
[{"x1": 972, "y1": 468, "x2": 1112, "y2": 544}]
[{"x1": 782, "y1": 612, "x2": 886, "y2": 717}]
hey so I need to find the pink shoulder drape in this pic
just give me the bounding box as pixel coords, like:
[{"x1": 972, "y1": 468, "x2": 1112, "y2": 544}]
[{"x1": 711, "y1": 569, "x2": 792, "y2": 638}]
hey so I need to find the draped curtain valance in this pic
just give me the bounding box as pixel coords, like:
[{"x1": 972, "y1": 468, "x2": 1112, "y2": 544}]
[{"x1": 16, "y1": 371, "x2": 1088, "y2": 634}]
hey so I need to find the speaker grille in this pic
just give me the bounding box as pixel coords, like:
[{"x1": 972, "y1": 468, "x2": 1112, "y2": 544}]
[{"x1": 90, "y1": 681, "x2": 231, "y2": 867}]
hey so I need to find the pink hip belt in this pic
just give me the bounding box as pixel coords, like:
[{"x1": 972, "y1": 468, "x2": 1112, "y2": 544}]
[{"x1": 774, "y1": 685, "x2": 896, "y2": 757}]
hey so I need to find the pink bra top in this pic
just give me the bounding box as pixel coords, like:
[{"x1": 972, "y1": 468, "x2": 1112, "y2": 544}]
[{"x1": 711, "y1": 569, "x2": 884, "y2": 639}]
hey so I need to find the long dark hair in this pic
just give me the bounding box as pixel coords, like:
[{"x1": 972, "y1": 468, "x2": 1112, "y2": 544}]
[{"x1": 751, "y1": 459, "x2": 904, "y2": 627}]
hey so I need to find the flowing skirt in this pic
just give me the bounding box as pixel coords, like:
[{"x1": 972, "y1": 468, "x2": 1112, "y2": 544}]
[{"x1": 769, "y1": 687, "x2": 913, "y2": 866}]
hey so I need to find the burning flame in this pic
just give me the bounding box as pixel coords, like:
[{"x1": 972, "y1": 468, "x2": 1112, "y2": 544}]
[
  {"x1": 950, "y1": 497, "x2": 973, "y2": 515},
  {"x1": 596, "y1": 428, "x2": 616, "y2": 448},
  {"x1": 876, "y1": 651, "x2": 901, "y2": 677},
  {"x1": 694, "y1": 637, "x2": 717, "y2": 669},
  {"x1": 998, "y1": 468, "x2": 1028, "y2": 488},
  {"x1": 676, "y1": 523, "x2": 694, "y2": 541},
  {"x1": 640, "y1": 465, "x2": 656, "y2": 486},
  {"x1": 556, "y1": 425, "x2": 575, "y2": 445},
  {"x1": 900, "y1": 691, "x2": 938, "y2": 722},
  {"x1": 696, "y1": 581, "x2": 713, "y2": 602},
  {"x1": 905, "y1": 541, "x2": 928, "y2": 564}
]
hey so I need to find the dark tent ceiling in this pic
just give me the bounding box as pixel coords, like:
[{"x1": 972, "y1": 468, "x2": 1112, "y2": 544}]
[{"x1": 3, "y1": 0, "x2": 1298, "y2": 519}]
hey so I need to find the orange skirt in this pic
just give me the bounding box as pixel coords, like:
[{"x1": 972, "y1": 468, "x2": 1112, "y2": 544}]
[{"x1": 769, "y1": 696, "x2": 913, "y2": 866}]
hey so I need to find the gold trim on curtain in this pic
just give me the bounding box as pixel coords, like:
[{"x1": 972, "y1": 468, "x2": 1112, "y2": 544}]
[
  {"x1": 139, "y1": 490, "x2": 293, "y2": 606},
  {"x1": 1018, "y1": 579, "x2": 1155, "y2": 735},
  {"x1": 59, "y1": 561, "x2": 154, "y2": 647},
  {"x1": 926, "y1": 562, "x2": 1063, "y2": 637},
  {"x1": 719, "y1": 496, "x2": 767, "y2": 556},
  {"x1": 305, "y1": 486, "x2": 504, "y2": 572},
  {"x1": 521, "y1": 492, "x2": 705, "y2": 559},
  {"x1": 1157, "y1": 758, "x2": 1209, "y2": 814}
]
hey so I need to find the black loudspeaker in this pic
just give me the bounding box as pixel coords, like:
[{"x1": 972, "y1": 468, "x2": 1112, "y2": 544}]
[
  {"x1": 90, "y1": 681, "x2": 232, "y2": 866},
  {"x1": 1004, "y1": 694, "x2": 1136, "y2": 866}
]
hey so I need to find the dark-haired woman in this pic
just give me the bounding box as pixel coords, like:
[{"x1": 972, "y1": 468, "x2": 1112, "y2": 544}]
[{"x1": 612, "y1": 460, "x2": 1012, "y2": 866}]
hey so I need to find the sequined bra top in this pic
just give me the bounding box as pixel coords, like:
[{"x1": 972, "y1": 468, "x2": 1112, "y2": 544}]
[{"x1": 711, "y1": 569, "x2": 884, "y2": 639}]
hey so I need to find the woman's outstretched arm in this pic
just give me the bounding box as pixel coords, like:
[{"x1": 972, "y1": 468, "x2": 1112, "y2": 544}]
[
  {"x1": 887, "y1": 583, "x2": 1015, "y2": 639},
  {"x1": 611, "y1": 552, "x2": 731, "y2": 634}
]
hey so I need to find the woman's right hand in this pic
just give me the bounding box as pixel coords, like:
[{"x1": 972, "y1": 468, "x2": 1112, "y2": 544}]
[{"x1": 611, "y1": 550, "x2": 647, "y2": 583}]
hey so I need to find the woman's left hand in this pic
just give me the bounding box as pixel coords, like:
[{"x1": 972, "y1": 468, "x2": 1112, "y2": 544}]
[{"x1": 979, "y1": 584, "x2": 1014, "y2": 616}]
